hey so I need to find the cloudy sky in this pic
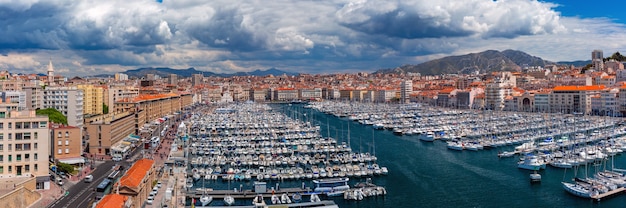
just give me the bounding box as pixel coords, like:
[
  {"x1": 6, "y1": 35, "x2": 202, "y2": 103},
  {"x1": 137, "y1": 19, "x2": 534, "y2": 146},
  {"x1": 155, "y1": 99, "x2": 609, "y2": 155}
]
[{"x1": 1, "y1": 0, "x2": 626, "y2": 76}]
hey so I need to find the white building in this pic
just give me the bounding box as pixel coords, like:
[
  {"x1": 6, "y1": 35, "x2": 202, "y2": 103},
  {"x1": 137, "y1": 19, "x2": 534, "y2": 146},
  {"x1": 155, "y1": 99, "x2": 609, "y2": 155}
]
[
  {"x1": 400, "y1": 80, "x2": 412, "y2": 103},
  {"x1": 43, "y1": 87, "x2": 84, "y2": 128}
]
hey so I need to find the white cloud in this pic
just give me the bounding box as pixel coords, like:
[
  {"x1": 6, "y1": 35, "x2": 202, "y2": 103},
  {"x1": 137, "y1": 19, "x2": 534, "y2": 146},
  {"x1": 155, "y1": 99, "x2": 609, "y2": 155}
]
[{"x1": 0, "y1": 0, "x2": 624, "y2": 76}]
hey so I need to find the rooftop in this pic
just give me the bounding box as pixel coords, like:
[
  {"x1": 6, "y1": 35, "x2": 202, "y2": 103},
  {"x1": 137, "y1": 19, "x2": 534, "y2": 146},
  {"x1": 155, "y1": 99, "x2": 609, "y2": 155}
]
[
  {"x1": 118, "y1": 158, "x2": 154, "y2": 188},
  {"x1": 96, "y1": 194, "x2": 128, "y2": 208}
]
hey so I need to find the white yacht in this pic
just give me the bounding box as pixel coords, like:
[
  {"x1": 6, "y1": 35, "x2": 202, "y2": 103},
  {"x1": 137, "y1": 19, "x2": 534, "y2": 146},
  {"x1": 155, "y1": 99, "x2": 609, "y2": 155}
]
[{"x1": 518, "y1": 155, "x2": 546, "y2": 171}]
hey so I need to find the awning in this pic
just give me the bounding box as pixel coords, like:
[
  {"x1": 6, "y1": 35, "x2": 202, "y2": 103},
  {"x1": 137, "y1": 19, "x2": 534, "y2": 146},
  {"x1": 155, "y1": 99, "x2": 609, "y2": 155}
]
[{"x1": 58, "y1": 157, "x2": 85, "y2": 165}]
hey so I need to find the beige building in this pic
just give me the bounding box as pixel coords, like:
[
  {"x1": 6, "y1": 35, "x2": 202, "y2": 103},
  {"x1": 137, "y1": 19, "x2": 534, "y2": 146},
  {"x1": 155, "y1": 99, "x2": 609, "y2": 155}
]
[
  {"x1": 549, "y1": 85, "x2": 605, "y2": 114},
  {"x1": 116, "y1": 158, "x2": 155, "y2": 208},
  {"x1": 50, "y1": 124, "x2": 84, "y2": 165},
  {"x1": 0, "y1": 107, "x2": 50, "y2": 190},
  {"x1": 77, "y1": 84, "x2": 105, "y2": 116},
  {"x1": 86, "y1": 111, "x2": 135, "y2": 156}
]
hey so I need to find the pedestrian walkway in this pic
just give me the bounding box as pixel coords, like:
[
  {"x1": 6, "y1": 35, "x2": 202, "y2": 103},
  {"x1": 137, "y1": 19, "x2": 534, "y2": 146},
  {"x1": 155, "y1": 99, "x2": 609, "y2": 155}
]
[{"x1": 29, "y1": 182, "x2": 63, "y2": 208}]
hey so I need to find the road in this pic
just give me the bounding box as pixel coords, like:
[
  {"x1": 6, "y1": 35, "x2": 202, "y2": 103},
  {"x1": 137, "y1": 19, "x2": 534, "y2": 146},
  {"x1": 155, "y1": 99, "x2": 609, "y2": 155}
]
[{"x1": 49, "y1": 161, "x2": 118, "y2": 208}]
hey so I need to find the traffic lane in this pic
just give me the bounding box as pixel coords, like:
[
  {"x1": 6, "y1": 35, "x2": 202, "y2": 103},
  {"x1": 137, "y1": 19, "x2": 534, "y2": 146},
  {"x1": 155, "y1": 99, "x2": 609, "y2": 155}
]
[{"x1": 50, "y1": 161, "x2": 116, "y2": 208}]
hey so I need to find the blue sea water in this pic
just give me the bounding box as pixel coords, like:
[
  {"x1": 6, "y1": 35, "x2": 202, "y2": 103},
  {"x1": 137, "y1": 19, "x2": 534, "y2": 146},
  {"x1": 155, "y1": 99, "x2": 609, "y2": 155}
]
[{"x1": 196, "y1": 104, "x2": 626, "y2": 208}]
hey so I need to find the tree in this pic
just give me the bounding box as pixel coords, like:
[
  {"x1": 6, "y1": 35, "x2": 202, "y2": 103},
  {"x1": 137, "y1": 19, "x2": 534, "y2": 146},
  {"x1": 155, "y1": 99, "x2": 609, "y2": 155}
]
[
  {"x1": 56, "y1": 162, "x2": 75, "y2": 174},
  {"x1": 36, "y1": 108, "x2": 67, "y2": 125},
  {"x1": 103, "y1": 103, "x2": 109, "y2": 114}
]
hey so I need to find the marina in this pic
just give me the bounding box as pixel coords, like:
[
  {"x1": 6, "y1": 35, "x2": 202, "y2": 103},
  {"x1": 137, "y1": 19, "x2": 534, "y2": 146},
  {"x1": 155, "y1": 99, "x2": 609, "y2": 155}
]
[{"x1": 178, "y1": 101, "x2": 626, "y2": 207}]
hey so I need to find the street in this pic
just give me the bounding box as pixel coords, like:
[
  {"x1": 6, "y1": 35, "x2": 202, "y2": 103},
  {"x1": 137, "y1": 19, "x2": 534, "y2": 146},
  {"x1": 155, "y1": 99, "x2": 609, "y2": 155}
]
[{"x1": 49, "y1": 161, "x2": 118, "y2": 208}]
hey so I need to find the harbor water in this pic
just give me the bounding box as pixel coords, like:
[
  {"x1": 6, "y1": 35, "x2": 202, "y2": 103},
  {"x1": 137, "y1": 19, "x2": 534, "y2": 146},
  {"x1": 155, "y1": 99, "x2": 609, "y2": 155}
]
[
  {"x1": 191, "y1": 104, "x2": 626, "y2": 207},
  {"x1": 278, "y1": 104, "x2": 626, "y2": 208}
]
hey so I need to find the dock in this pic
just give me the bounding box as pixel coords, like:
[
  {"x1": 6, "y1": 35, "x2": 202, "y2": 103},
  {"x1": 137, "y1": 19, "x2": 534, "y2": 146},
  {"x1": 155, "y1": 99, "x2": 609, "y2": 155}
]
[
  {"x1": 188, "y1": 187, "x2": 314, "y2": 199},
  {"x1": 591, "y1": 187, "x2": 625, "y2": 201},
  {"x1": 189, "y1": 200, "x2": 338, "y2": 208}
]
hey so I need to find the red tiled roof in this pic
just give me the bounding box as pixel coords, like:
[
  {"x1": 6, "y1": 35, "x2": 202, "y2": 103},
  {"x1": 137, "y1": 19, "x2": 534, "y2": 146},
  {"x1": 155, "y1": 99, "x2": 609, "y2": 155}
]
[
  {"x1": 119, "y1": 158, "x2": 154, "y2": 188},
  {"x1": 96, "y1": 194, "x2": 128, "y2": 208},
  {"x1": 553, "y1": 85, "x2": 606, "y2": 91}
]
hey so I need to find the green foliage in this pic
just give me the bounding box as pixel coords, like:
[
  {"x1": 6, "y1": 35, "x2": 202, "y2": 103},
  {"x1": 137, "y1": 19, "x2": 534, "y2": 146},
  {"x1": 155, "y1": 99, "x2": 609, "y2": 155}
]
[
  {"x1": 56, "y1": 162, "x2": 75, "y2": 174},
  {"x1": 605, "y1": 52, "x2": 626, "y2": 62},
  {"x1": 581, "y1": 63, "x2": 593, "y2": 74},
  {"x1": 36, "y1": 108, "x2": 67, "y2": 125},
  {"x1": 103, "y1": 103, "x2": 109, "y2": 114}
]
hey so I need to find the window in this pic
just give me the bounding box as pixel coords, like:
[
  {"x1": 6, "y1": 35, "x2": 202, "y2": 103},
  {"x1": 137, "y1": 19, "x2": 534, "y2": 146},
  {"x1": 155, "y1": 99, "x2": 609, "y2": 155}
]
[
  {"x1": 8, "y1": 155, "x2": 11, "y2": 162},
  {"x1": 7, "y1": 133, "x2": 11, "y2": 140},
  {"x1": 0, "y1": 133, "x2": 4, "y2": 141},
  {"x1": 31, "y1": 122, "x2": 38, "y2": 129},
  {"x1": 16, "y1": 154, "x2": 20, "y2": 161},
  {"x1": 0, "y1": 166, "x2": 3, "y2": 174},
  {"x1": 34, "y1": 132, "x2": 37, "y2": 139},
  {"x1": 39, "y1": 121, "x2": 46, "y2": 128},
  {"x1": 0, "y1": 123, "x2": 3, "y2": 129},
  {"x1": 0, "y1": 155, "x2": 3, "y2": 162},
  {"x1": 65, "y1": 131, "x2": 69, "y2": 138},
  {"x1": 34, "y1": 153, "x2": 37, "y2": 161},
  {"x1": 15, "y1": 122, "x2": 21, "y2": 129},
  {"x1": 7, "y1": 122, "x2": 10, "y2": 129},
  {"x1": 34, "y1": 164, "x2": 37, "y2": 171},
  {"x1": 15, "y1": 144, "x2": 21, "y2": 151},
  {"x1": 65, "y1": 148, "x2": 69, "y2": 154},
  {"x1": 15, "y1": 133, "x2": 22, "y2": 140},
  {"x1": 65, "y1": 140, "x2": 69, "y2": 145},
  {"x1": 23, "y1": 122, "x2": 29, "y2": 129},
  {"x1": 24, "y1": 144, "x2": 30, "y2": 151},
  {"x1": 58, "y1": 149, "x2": 62, "y2": 154},
  {"x1": 24, "y1": 154, "x2": 29, "y2": 161},
  {"x1": 8, "y1": 166, "x2": 11, "y2": 173},
  {"x1": 57, "y1": 140, "x2": 61, "y2": 146},
  {"x1": 57, "y1": 132, "x2": 61, "y2": 138},
  {"x1": 0, "y1": 144, "x2": 2, "y2": 151},
  {"x1": 34, "y1": 143, "x2": 37, "y2": 150},
  {"x1": 7, "y1": 144, "x2": 10, "y2": 151},
  {"x1": 23, "y1": 133, "x2": 30, "y2": 140},
  {"x1": 25, "y1": 165, "x2": 29, "y2": 172}
]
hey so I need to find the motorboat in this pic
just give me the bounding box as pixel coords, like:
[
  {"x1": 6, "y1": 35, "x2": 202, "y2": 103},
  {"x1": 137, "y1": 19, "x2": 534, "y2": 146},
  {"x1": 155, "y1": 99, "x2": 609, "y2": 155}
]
[
  {"x1": 518, "y1": 155, "x2": 546, "y2": 171},
  {"x1": 223, "y1": 195, "x2": 235, "y2": 206},
  {"x1": 530, "y1": 171, "x2": 541, "y2": 183},
  {"x1": 200, "y1": 195, "x2": 212, "y2": 206},
  {"x1": 310, "y1": 193, "x2": 321, "y2": 202},
  {"x1": 281, "y1": 193, "x2": 292, "y2": 204},
  {"x1": 271, "y1": 194, "x2": 281, "y2": 204}
]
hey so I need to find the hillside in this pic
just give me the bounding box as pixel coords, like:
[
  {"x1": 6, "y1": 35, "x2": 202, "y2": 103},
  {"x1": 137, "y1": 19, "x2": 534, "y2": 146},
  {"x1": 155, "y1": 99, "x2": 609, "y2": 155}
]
[{"x1": 376, "y1": 49, "x2": 558, "y2": 75}]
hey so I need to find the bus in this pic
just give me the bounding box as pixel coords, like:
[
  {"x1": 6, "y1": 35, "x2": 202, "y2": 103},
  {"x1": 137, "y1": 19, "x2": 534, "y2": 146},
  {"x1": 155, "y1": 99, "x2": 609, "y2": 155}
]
[{"x1": 95, "y1": 178, "x2": 113, "y2": 200}]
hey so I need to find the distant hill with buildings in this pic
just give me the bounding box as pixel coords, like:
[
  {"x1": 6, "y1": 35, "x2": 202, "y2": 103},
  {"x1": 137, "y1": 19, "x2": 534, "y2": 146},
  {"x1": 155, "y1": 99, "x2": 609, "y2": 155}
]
[
  {"x1": 376, "y1": 49, "x2": 589, "y2": 75},
  {"x1": 94, "y1": 67, "x2": 298, "y2": 78}
]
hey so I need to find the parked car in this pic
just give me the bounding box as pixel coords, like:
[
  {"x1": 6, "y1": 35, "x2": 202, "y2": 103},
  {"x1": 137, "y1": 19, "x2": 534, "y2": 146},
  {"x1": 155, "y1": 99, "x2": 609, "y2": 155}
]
[
  {"x1": 56, "y1": 178, "x2": 64, "y2": 186},
  {"x1": 156, "y1": 181, "x2": 162, "y2": 188}
]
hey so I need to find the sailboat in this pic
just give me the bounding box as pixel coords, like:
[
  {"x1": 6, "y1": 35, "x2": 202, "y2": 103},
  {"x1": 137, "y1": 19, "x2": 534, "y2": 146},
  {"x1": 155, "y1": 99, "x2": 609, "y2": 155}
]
[
  {"x1": 223, "y1": 194, "x2": 235, "y2": 206},
  {"x1": 199, "y1": 176, "x2": 212, "y2": 206}
]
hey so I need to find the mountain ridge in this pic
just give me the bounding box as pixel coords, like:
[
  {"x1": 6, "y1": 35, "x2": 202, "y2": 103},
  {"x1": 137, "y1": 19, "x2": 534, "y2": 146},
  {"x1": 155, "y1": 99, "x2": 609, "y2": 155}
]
[{"x1": 376, "y1": 50, "x2": 590, "y2": 75}]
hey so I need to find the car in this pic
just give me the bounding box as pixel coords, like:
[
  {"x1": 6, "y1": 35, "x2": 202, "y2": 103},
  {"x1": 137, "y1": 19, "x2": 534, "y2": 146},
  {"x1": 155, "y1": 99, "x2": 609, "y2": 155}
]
[
  {"x1": 84, "y1": 175, "x2": 93, "y2": 183},
  {"x1": 156, "y1": 181, "x2": 162, "y2": 188},
  {"x1": 146, "y1": 199, "x2": 153, "y2": 205},
  {"x1": 150, "y1": 190, "x2": 158, "y2": 196},
  {"x1": 56, "y1": 178, "x2": 64, "y2": 186},
  {"x1": 147, "y1": 194, "x2": 155, "y2": 201},
  {"x1": 112, "y1": 156, "x2": 122, "y2": 162}
]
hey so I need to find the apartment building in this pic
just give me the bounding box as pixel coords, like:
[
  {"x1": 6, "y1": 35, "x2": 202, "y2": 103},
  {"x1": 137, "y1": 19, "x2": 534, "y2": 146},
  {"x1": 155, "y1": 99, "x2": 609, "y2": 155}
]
[
  {"x1": 50, "y1": 124, "x2": 83, "y2": 165},
  {"x1": 77, "y1": 84, "x2": 105, "y2": 116},
  {"x1": 549, "y1": 85, "x2": 605, "y2": 114},
  {"x1": 0, "y1": 107, "x2": 50, "y2": 189},
  {"x1": 86, "y1": 111, "x2": 135, "y2": 156},
  {"x1": 400, "y1": 80, "x2": 412, "y2": 104},
  {"x1": 43, "y1": 87, "x2": 84, "y2": 128}
]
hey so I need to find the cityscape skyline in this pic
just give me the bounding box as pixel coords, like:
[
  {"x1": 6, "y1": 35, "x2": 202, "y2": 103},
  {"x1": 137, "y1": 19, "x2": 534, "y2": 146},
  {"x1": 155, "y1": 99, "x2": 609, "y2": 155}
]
[{"x1": 2, "y1": 0, "x2": 626, "y2": 77}]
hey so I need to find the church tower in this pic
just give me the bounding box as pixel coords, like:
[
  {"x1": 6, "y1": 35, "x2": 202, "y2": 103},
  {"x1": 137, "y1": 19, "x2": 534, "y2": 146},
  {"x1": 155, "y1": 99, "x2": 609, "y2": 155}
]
[{"x1": 47, "y1": 59, "x2": 54, "y2": 86}]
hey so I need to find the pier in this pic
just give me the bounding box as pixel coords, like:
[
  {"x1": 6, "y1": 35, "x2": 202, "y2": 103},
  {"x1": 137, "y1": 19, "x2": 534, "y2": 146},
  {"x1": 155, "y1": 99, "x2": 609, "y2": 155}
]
[
  {"x1": 188, "y1": 187, "x2": 314, "y2": 199},
  {"x1": 591, "y1": 187, "x2": 625, "y2": 201},
  {"x1": 191, "y1": 200, "x2": 338, "y2": 208}
]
